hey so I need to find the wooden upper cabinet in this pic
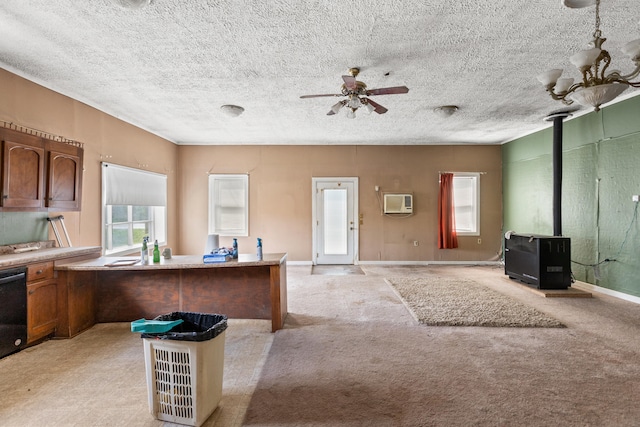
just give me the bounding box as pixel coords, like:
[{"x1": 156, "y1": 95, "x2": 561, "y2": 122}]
[
  {"x1": 46, "y1": 141, "x2": 83, "y2": 210},
  {"x1": 0, "y1": 127, "x2": 84, "y2": 212},
  {"x1": 1, "y1": 138, "x2": 45, "y2": 208}
]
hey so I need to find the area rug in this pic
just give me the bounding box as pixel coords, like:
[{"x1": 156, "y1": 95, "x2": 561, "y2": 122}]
[{"x1": 386, "y1": 277, "x2": 565, "y2": 327}]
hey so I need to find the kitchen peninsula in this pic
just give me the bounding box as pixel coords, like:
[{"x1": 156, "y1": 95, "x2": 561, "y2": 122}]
[{"x1": 56, "y1": 253, "x2": 288, "y2": 333}]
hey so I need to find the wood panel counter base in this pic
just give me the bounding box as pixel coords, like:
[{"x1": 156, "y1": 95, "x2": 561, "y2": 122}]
[{"x1": 57, "y1": 253, "x2": 288, "y2": 332}]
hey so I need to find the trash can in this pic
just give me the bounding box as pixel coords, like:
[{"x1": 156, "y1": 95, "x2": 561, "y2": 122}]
[{"x1": 138, "y1": 312, "x2": 227, "y2": 427}]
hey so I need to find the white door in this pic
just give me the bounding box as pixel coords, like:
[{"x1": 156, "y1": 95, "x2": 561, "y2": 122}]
[{"x1": 313, "y1": 178, "x2": 358, "y2": 265}]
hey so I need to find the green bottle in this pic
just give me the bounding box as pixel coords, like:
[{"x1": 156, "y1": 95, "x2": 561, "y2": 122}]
[{"x1": 153, "y1": 239, "x2": 160, "y2": 263}]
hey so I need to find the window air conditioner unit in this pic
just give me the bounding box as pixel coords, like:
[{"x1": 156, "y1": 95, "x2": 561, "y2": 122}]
[{"x1": 383, "y1": 193, "x2": 413, "y2": 214}]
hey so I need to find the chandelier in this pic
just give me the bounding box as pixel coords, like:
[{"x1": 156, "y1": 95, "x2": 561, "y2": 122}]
[{"x1": 537, "y1": 0, "x2": 640, "y2": 111}]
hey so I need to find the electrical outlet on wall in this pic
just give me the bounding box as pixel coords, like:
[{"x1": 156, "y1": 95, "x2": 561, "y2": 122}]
[
  {"x1": 633, "y1": 195, "x2": 639, "y2": 202},
  {"x1": 413, "y1": 240, "x2": 419, "y2": 246}
]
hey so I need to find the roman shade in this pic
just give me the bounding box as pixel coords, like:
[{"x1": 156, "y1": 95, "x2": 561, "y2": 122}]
[{"x1": 102, "y1": 162, "x2": 167, "y2": 206}]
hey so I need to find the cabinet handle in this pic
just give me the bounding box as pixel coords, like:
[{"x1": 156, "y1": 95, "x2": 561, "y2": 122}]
[
  {"x1": 29, "y1": 290, "x2": 34, "y2": 295},
  {"x1": 36, "y1": 269, "x2": 44, "y2": 275}
]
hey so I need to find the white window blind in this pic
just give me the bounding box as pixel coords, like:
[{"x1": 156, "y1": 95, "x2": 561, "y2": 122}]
[
  {"x1": 102, "y1": 162, "x2": 167, "y2": 206},
  {"x1": 208, "y1": 174, "x2": 249, "y2": 236},
  {"x1": 101, "y1": 162, "x2": 167, "y2": 255},
  {"x1": 453, "y1": 173, "x2": 480, "y2": 235}
]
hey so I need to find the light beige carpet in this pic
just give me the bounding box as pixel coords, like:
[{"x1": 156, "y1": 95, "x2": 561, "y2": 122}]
[{"x1": 386, "y1": 276, "x2": 565, "y2": 327}]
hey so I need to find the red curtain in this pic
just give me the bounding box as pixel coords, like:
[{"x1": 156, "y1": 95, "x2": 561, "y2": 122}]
[{"x1": 438, "y1": 173, "x2": 458, "y2": 249}]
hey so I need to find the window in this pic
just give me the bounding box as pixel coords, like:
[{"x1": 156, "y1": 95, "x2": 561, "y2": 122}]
[
  {"x1": 102, "y1": 163, "x2": 167, "y2": 255},
  {"x1": 453, "y1": 173, "x2": 480, "y2": 235},
  {"x1": 208, "y1": 174, "x2": 249, "y2": 236}
]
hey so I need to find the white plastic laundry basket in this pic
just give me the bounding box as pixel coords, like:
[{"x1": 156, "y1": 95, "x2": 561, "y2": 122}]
[{"x1": 143, "y1": 330, "x2": 226, "y2": 426}]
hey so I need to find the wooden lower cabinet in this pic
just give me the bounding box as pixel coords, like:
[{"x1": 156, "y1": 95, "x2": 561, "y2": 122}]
[
  {"x1": 66, "y1": 271, "x2": 96, "y2": 337},
  {"x1": 52, "y1": 250, "x2": 101, "y2": 338},
  {"x1": 26, "y1": 262, "x2": 57, "y2": 344}
]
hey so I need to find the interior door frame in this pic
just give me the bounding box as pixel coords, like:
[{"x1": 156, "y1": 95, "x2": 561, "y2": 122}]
[{"x1": 311, "y1": 177, "x2": 359, "y2": 265}]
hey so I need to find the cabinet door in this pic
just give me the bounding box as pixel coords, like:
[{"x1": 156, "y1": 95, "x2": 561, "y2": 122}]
[
  {"x1": 27, "y1": 278, "x2": 58, "y2": 343},
  {"x1": 1, "y1": 140, "x2": 45, "y2": 208},
  {"x1": 68, "y1": 275, "x2": 95, "y2": 337},
  {"x1": 47, "y1": 148, "x2": 82, "y2": 210}
]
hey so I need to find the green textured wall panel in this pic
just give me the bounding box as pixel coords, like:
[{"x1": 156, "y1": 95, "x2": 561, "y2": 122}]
[
  {"x1": 561, "y1": 145, "x2": 598, "y2": 283},
  {"x1": 503, "y1": 155, "x2": 553, "y2": 234},
  {"x1": 503, "y1": 95, "x2": 640, "y2": 298},
  {"x1": 595, "y1": 135, "x2": 640, "y2": 295}
]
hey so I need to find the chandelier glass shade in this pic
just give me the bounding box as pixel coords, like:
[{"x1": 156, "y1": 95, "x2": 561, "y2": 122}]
[{"x1": 538, "y1": 0, "x2": 640, "y2": 111}]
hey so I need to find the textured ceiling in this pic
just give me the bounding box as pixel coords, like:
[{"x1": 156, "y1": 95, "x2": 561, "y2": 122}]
[{"x1": 0, "y1": 0, "x2": 638, "y2": 145}]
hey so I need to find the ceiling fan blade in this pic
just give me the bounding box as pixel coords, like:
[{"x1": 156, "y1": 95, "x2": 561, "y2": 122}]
[
  {"x1": 342, "y1": 75, "x2": 357, "y2": 91},
  {"x1": 364, "y1": 98, "x2": 388, "y2": 114},
  {"x1": 366, "y1": 86, "x2": 409, "y2": 96},
  {"x1": 300, "y1": 94, "x2": 343, "y2": 99}
]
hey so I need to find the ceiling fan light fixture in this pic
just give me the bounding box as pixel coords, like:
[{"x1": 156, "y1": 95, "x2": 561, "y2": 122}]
[
  {"x1": 347, "y1": 95, "x2": 362, "y2": 109},
  {"x1": 433, "y1": 105, "x2": 459, "y2": 117},
  {"x1": 364, "y1": 102, "x2": 375, "y2": 114},
  {"x1": 539, "y1": 0, "x2": 640, "y2": 111},
  {"x1": 300, "y1": 68, "x2": 408, "y2": 118},
  {"x1": 220, "y1": 105, "x2": 244, "y2": 117},
  {"x1": 330, "y1": 101, "x2": 345, "y2": 114}
]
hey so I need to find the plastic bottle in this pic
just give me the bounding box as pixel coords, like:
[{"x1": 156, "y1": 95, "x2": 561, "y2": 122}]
[
  {"x1": 153, "y1": 239, "x2": 160, "y2": 263},
  {"x1": 256, "y1": 238, "x2": 263, "y2": 260},
  {"x1": 141, "y1": 237, "x2": 149, "y2": 264},
  {"x1": 232, "y1": 238, "x2": 238, "y2": 259}
]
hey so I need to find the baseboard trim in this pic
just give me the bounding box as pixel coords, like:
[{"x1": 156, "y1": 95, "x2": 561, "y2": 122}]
[
  {"x1": 292, "y1": 260, "x2": 502, "y2": 266},
  {"x1": 357, "y1": 260, "x2": 502, "y2": 266},
  {"x1": 572, "y1": 281, "x2": 640, "y2": 305}
]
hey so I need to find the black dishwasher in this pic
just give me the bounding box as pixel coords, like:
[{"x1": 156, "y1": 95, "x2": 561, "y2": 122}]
[{"x1": 0, "y1": 266, "x2": 27, "y2": 359}]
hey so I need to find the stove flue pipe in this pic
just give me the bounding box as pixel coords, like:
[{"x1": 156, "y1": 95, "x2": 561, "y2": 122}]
[{"x1": 544, "y1": 111, "x2": 572, "y2": 237}]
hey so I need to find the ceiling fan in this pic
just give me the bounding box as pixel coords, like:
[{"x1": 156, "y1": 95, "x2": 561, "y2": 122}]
[{"x1": 300, "y1": 68, "x2": 409, "y2": 118}]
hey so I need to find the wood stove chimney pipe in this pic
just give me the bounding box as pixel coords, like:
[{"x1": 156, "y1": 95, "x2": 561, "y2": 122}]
[{"x1": 544, "y1": 111, "x2": 572, "y2": 237}]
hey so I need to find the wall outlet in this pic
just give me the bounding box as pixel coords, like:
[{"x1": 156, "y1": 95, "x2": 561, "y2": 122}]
[
  {"x1": 413, "y1": 240, "x2": 419, "y2": 246},
  {"x1": 477, "y1": 238, "x2": 482, "y2": 244},
  {"x1": 633, "y1": 195, "x2": 640, "y2": 202},
  {"x1": 375, "y1": 185, "x2": 380, "y2": 192}
]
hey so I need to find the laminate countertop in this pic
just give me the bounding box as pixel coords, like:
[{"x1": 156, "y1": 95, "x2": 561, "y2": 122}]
[
  {"x1": 0, "y1": 246, "x2": 103, "y2": 269},
  {"x1": 55, "y1": 252, "x2": 287, "y2": 271}
]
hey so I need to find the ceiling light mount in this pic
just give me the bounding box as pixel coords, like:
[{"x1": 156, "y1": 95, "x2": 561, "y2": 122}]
[
  {"x1": 112, "y1": 0, "x2": 152, "y2": 9},
  {"x1": 562, "y1": 0, "x2": 596, "y2": 8},
  {"x1": 538, "y1": 0, "x2": 640, "y2": 111},
  {"x1": 433, "y1": 105, "x2": 459, "y2": 117},
  {"x1": 220, "y1": 105, "x2": 244, "y2": 117}
]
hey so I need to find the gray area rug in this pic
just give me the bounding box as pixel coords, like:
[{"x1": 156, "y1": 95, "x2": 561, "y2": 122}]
[{"x1": 386, "y1": 276, "x2": 565, "y2": 327}]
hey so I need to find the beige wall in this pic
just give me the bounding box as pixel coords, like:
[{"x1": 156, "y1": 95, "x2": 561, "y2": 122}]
[
  {"x1": 177, "y1": 145, "x2": 503, "y2": 262},
  {"x1": 0, "y1": 70, "x2": 179, "y2": 249},
  {"x1": 2, "y1": 69, "x2": 502, "y2": 262}
]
